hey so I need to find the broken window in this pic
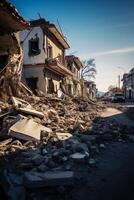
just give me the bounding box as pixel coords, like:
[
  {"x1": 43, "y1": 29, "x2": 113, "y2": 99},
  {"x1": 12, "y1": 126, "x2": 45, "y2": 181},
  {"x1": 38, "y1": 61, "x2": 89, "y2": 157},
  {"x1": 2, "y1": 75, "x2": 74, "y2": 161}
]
[
  {"x1": 47, "y1": 45, "x2": 53, "y2": 58},
  {"x1": 29, "y1": 38, "x2": 40, "y2": 56}
]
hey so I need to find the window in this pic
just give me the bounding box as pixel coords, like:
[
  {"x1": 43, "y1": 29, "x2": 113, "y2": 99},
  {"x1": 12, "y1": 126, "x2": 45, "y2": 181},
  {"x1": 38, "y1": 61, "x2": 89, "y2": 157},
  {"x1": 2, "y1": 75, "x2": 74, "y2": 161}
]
[
  {"x1": 29, "y1": 37, "x2": 40, "y2": 56},
  {"x1": 47, "y1": 45, "x2": 53, "y2": 58}
]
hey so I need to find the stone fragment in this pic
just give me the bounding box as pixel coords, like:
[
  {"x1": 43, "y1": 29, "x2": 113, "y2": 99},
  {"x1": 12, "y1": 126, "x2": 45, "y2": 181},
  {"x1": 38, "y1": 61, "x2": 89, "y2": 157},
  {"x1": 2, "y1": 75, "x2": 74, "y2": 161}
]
[
  {"x1": 8, "y1": 115, "x2": 52, "y2": 141},
  {"x1": 11, "y1": 96, "x2": 44, "y2": 118},
  {"x1": 23, "y1": 171, "x2": 74, "y2": 188},
  {"x1": 70, "y1": 152, "x2": 88, "y2": 161},
  {"x1": 11, "y1": 140, "x2": 22, "y2": 146},
  {"x1": 8, "y1": 115, "x2": 41, "y2": 140},
  {"x1": 56, "y1": 132, "x2": 72, "y2": 141}
]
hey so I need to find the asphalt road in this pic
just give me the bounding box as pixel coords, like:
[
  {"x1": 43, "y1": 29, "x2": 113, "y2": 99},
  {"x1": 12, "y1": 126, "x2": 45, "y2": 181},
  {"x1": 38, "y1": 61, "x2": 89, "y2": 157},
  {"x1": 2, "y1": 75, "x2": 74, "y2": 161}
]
[
  {"x1": 101, "y1": 107, "x2": 134, "y2": 127},
  {"x1": 71, "y1": 107, "x2": 134, "y2": 200}
]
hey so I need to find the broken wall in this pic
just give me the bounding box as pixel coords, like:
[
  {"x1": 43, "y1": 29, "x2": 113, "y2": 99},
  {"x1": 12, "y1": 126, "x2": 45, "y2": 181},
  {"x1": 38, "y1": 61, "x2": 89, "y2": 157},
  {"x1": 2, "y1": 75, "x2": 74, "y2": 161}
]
[
  {"x1": 0, "y1": 32, "x2": 23, "y2": 99},
  {"x1": 20, "y1": 26, "x2": 45, "y2": 65},
  {"x1": 22, "y1": 65, "x2": 46, "y2": 94}
]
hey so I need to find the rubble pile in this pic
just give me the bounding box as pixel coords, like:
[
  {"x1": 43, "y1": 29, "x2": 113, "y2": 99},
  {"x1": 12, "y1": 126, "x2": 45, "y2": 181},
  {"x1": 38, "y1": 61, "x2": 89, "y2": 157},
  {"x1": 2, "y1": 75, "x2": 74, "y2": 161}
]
[
  {"x1": 0, "y1": 94, "x2": 106, "y2": 199},
  {"x1": 0, "y1": 95, "x2": 134, "y2": 200},
  {"x1": 26, "y1": 95, "x2": 103, "y2": 133}
]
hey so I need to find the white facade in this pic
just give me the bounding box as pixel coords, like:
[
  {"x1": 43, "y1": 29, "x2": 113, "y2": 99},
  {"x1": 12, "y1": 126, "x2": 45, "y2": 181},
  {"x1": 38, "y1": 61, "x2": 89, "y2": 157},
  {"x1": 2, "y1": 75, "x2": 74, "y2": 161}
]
[
  {"x1": 20, "y1": 24, "x2": 66, "y2": 94},
  {"x1": 20, "y1": 26, "x2": 45, "y2": 65}
]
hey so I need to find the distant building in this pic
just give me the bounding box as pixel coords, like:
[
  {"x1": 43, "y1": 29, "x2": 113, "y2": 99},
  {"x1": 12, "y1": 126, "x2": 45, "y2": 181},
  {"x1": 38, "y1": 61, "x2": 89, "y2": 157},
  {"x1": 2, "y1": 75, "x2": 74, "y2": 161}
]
[
  {"x1": 122, "y1": 68, "x2": 134, "y2": 100},
  {"x1": 65, "y1": 55, "x2": 83, "y2": 96},
  {"x1": 82, "y1": 80, "x2": 96, "y2": 100}
]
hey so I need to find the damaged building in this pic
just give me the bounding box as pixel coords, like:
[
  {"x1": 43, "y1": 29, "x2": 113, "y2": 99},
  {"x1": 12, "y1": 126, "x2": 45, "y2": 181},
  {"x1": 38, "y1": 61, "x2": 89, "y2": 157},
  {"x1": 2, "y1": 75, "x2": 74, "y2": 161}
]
[
  {"x1": 0, "y1": 0, "x2": 29, "y2": 100},
  {"x1": 20, "y1": 19, "x2": 74, "y2": 95},
  {"x1": 65, "y1": 55, "x2": 83, "y2": 96},
  {"x1": 83, "y1": 80, "x2": 97, "y2": 100}
]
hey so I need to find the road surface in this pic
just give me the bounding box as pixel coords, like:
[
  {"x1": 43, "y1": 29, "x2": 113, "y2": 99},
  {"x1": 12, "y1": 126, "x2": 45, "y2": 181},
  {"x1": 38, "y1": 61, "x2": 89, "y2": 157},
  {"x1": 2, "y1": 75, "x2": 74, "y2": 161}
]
[
  {"x1": 71, "y1": 107, "x2": 134, "y2": 200},
  {"x1": 101, "y1": 107, "x2": 134, "y2": 127}
]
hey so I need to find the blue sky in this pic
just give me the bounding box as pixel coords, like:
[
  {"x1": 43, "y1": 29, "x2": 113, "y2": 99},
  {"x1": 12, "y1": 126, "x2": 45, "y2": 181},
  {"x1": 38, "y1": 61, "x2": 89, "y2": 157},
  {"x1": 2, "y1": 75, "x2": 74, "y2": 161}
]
[{"x1": 10, "y1": 0, "x2": 134, "y2": 91}]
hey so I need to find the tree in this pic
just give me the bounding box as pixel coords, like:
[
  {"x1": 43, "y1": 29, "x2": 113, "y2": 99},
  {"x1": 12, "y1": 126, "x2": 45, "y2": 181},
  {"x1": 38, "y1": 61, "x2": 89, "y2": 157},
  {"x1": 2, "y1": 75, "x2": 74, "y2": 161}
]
[{"x1": 81, "y1": 58, "x2": 97, "y2": 80}]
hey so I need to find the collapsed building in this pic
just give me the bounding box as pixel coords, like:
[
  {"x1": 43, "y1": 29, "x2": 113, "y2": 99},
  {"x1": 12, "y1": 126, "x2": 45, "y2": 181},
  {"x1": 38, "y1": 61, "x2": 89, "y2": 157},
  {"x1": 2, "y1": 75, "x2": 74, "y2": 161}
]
[
  {"x1": 0, "y1": 0, "x2": 29, "y2": 100},
  {"x1": 0, "y1": 1, "x2": 96, "y2": 102},
  {"x1": 20, "y1": 19, "x2": 84, "y2": 97},
  {"x1": 0, "y1": 2, "x2": 108, "y2": 199}
]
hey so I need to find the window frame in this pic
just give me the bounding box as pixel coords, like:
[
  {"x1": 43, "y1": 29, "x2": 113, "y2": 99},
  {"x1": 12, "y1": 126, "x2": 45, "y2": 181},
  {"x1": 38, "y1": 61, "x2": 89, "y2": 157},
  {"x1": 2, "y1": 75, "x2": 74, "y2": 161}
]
[{"x1": 29, "y1": 37, "x2": 41, "y2": 56}]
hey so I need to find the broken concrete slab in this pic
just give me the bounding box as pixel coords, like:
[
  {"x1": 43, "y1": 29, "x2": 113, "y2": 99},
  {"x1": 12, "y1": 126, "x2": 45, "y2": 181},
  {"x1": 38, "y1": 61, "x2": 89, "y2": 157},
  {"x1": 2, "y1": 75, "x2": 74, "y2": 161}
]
[
  {"x1": 11, "y1": 96, "x2": 32, "y2": 109},
  {"x1": 11, "y1": 96, "x2": 44, "y2": 119},
  {"x1": 17, "y1": 107, "x2": 44, "y2": 119},
  {"x1": 23, "y1": 171, "x2": 74, "y2": 188},
  {"x1": 8, "y1": 116, "x2": 42, "y2": 140}
]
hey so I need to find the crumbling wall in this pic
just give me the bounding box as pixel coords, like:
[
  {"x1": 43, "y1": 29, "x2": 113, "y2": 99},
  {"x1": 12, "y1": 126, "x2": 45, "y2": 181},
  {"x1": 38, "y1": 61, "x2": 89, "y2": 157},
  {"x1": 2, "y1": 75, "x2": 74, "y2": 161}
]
[{"x1": 0, "y1": 32, "x2": 24, "y2": 100}]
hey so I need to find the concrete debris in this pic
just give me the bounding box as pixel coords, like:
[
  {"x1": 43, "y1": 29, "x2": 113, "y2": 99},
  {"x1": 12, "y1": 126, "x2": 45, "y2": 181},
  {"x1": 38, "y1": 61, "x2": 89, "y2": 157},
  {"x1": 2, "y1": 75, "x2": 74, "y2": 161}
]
[
  {"x1": 1, "y1": 89, "x2": 133, "y2": 200},
  {"x1": 18, "y1": 107, "x2": 44, "y2": 119},
  {"x1": 70, "y1": 152, "x2": 88, "y2": 161},
  {"x1": 0, "y1": 138, "x2": 12, "y2": 147},
  {"x1": 11, "y1": 96, "x2": 44, "y2": 119},
  {"x1": 56, "y1": 132, "x2": 73, "y2": 140},
  {"x1": 23, "y1": 171, "x2": 74, "y2": 188},
  {"x1": 8, "y1": 115, "x2": 51, "y2": 141},
  {"x1": 0, "y1": 98, "x2": 133, "y2": 200}
]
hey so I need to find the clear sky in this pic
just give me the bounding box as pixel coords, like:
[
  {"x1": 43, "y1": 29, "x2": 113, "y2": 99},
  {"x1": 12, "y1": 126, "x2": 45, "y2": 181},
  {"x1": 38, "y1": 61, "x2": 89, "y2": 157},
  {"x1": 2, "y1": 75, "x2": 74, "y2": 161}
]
[{"x1": 10, "y1": 0, "x2": 134, "y2": 91}]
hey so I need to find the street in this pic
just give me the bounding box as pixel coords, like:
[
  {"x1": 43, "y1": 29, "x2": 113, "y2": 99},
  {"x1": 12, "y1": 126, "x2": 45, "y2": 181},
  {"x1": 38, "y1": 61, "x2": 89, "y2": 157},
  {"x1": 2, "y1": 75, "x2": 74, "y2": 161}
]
[{"x1": 69, "y1": 106, "x2": 134, "y2": 200}]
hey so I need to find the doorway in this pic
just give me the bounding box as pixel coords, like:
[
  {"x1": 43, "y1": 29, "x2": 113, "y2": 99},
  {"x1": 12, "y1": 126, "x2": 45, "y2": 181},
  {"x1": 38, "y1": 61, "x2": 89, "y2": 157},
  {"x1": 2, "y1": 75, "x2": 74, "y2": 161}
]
[
  {"x1": 48, "y1": 78, "x2": 54, "y2": 94},
  {"x1": 26, "y1": 77, "x2": 38, "y2": 94}
]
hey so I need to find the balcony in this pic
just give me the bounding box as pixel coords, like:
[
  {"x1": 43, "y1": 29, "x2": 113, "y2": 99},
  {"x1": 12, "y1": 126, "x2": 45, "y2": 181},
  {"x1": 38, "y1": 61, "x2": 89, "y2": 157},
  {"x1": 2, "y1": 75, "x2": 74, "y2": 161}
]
[{"x1": 46, "y1": 58, "x2": 73, "y2": 77}]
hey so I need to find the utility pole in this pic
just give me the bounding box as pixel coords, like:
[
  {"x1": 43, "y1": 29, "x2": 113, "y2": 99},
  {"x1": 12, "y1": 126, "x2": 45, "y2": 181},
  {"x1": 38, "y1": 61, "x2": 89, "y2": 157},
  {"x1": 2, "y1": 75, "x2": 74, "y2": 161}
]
[{"x1": 118, "y1": 75, "x2": 120, "y2": 89}]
